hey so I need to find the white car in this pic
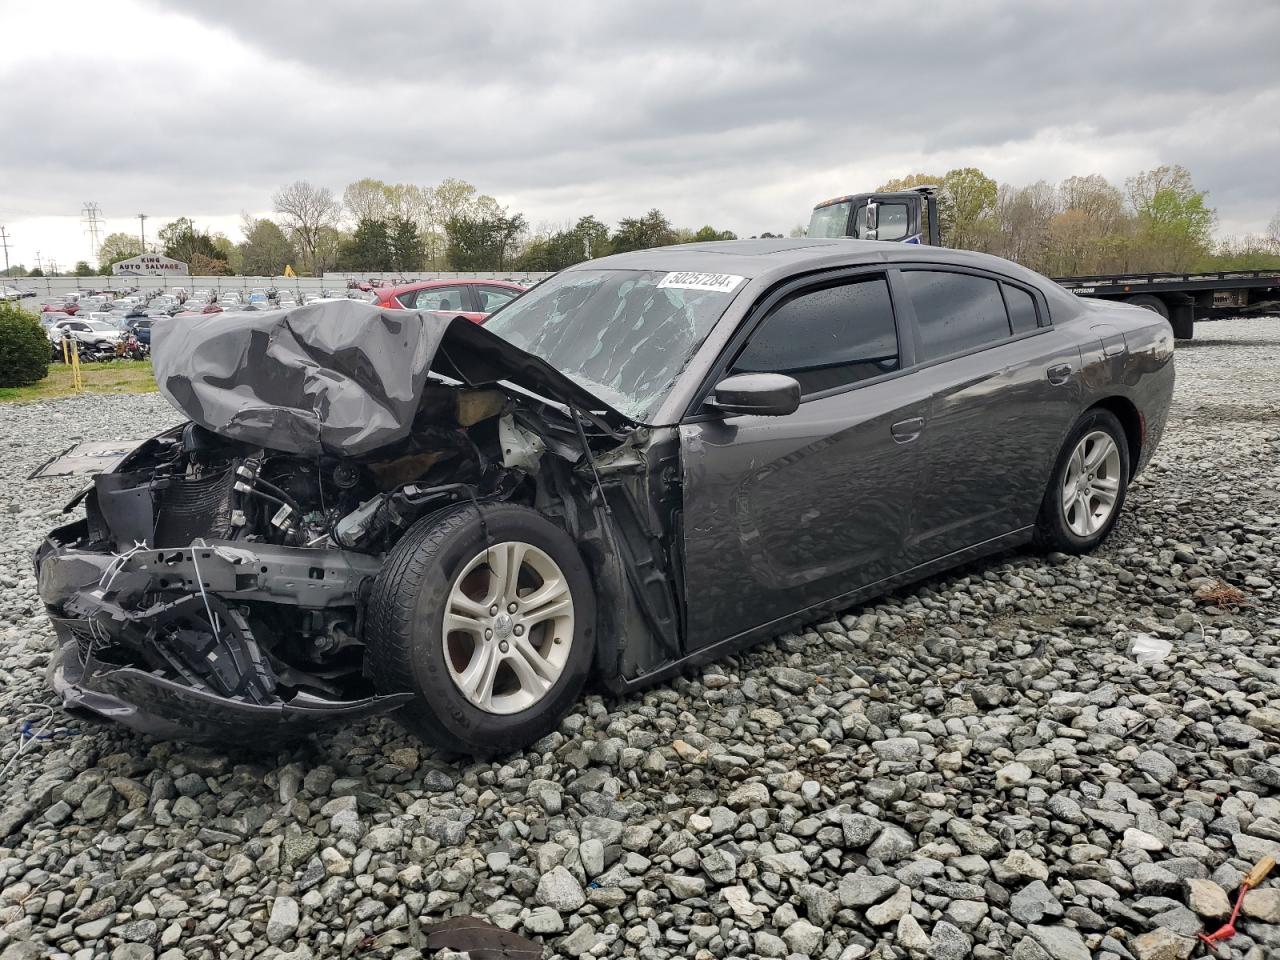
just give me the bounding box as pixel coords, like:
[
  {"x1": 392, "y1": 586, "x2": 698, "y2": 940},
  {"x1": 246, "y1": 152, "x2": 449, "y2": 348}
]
[
  {"x1": 1, "y1": 285, "x2": 22, "y2": 301},
  {"x1": 48, "y1": 318, "x2": 123, "y2": 349}
]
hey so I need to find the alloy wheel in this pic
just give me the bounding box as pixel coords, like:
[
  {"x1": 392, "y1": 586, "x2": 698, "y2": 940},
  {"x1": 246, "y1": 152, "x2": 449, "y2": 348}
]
[
  {"x1": 1061, "y1": 430, "x2": 1122, "y2": 538},
  {"x1": 442, "y1": 541, "x2": 575, "y2": 714}
]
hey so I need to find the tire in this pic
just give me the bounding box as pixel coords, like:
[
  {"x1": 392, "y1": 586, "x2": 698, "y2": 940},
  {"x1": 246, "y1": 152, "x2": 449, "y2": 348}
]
[
  {"x1": 1034, "y1": 408, "x2": 1130, "y2": 554},
  {"x1": 1125, "y1": 294, "x2": 1169, "y2": 320},
  {"x1": 364, "y1": 502, "x2": 595, "y2": 755}
]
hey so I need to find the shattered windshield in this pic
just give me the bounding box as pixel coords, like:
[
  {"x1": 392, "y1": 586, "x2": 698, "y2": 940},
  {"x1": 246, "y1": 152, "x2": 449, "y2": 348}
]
[{"x1": 483, "y1": 268, "x2": 745, "y2": 421}]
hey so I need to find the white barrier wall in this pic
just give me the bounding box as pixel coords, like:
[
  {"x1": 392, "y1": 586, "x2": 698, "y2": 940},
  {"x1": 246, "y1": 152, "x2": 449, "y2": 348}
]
[{"x1": 4, "y1": 272, "x2": 555, "y2": 301}]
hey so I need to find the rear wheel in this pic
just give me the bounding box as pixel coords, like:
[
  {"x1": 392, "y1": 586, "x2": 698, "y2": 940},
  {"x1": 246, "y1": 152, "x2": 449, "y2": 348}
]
[
  {"x1": 1035, "y1": 408, "x2": 1130, "y2": 554},
  {"x1": 364, "y1": 503, "x2": 595, "y2": 755},
  {"x1": 1125, "y1": 294, "x2": 1168, "y2": 320}
]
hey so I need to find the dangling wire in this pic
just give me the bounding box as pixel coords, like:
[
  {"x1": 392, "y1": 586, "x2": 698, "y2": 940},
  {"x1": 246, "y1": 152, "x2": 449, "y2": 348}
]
[
  {"x1": 98, "y1": 539, "x2": 149, "y2": 593},
  {"x1": 0, "y1": 703, "x2": 59, "y2": 779},
  {"x1": 189, "y1": 539, "x2": 222, "y2": 642}
]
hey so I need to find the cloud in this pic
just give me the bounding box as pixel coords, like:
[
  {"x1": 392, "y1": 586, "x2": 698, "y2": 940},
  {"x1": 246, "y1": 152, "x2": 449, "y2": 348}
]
[{"x1": 3, "y1": 0, "x2": 1278, "y2": 266}]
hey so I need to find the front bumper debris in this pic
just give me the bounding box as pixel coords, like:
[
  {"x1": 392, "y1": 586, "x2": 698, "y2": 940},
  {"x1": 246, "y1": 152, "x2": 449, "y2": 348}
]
[
  {"x1": 35, "y1": 524, "x2": 410, "y2": 743},
  {"x1": 48, "y1": 630, "x2": 408, "y2": 742}
]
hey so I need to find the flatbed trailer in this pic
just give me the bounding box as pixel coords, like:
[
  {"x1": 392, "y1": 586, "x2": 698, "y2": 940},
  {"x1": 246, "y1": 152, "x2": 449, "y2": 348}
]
[
  {"x1": 808, "y1": 187, "x2": 1280, "y2": 340},
  {"x1": 1051, "y1": 270, "x2": 1280, "y2": 339}
]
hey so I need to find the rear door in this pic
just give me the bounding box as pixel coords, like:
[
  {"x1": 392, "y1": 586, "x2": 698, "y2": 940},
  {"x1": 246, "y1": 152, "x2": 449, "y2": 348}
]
[
  {"x1": 895, "y1": 267, "x2": 1081, "y2": 564},
  {"x1": 679, "y1": 270, "x2": 930, "y2": 648},
  {"x1": 474, "y1": 284, "x2": 521, "y2": 316}
]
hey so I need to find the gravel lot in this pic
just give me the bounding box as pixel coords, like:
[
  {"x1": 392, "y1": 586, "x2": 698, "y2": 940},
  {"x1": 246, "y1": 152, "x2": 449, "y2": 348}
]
[{"x1": 2, "y1": 316, "x2": 1279, "y2": 960}]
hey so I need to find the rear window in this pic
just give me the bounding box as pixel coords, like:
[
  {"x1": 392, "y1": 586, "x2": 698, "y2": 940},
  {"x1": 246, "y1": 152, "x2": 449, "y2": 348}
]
[
  {"x1": 902, "y1": 271, "x2": 1011, "y2": 361},
  {"x1": 1003, "y1": 284, "x2": 1040, "y2": 334}
]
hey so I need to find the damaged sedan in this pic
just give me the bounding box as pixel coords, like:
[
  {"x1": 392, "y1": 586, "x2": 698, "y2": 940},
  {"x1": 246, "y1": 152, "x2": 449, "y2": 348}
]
[{"x1": 34, "y1": 239, "x2": 1174, "y2": 754}]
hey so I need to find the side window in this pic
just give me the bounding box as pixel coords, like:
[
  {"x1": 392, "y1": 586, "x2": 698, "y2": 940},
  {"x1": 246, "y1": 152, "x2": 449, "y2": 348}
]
[
  {"x1": 412, "y1": 286, "x2": 467, "y2": 311},
  {"x1": 477, "y1": 286, "x2": 519, "y2": 312},
  {"x1": 902, "y1": 271, "x2": 1011, "y2": 361},
  {"x1": 1002, "y1": 283, "x2": 1040, "y2": 334},
  {"x1": 732, "y1": 275, "x2": 899, "y2": 396},
  {"x1": 854, "y1": 203, "x2": 910, "y2": 241}
]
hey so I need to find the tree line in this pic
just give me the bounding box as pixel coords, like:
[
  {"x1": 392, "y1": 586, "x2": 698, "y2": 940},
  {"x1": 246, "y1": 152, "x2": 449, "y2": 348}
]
[
  {"x1": 3, "y1": 166, "x2": 1277, "y2": 279},
  {"x1": 60, "y1": 179, "x2": 743, "y2": 279},
  {"x1": 879, "y1": 165, "x2": 1280, "y2": 275}
]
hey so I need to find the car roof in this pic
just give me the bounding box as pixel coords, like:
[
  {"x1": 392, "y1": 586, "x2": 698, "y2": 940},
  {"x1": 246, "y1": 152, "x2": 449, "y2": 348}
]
[
  {"x1": 572, "y1": 237, "x2": 1053, "y2": 286},
  {"x1": 380, "y1": 278, "x2": 523, "y2": 298}
]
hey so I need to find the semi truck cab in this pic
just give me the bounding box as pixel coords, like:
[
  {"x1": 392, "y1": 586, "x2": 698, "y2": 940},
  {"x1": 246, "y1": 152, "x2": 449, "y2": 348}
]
[{"x1": 807, "y1": 186, "x2": 941, "y2": 245}]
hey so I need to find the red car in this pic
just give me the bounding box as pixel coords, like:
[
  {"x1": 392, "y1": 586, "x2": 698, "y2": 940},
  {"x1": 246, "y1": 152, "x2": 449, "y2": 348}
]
[{"x1": 373, "y1": 279, "x2": 524, "y2": 322}]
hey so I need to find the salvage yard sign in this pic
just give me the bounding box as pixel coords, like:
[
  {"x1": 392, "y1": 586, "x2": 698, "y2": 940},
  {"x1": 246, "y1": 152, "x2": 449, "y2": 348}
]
[{"x1": 112, "y1": 254, "x2": 189, "y2": 276}]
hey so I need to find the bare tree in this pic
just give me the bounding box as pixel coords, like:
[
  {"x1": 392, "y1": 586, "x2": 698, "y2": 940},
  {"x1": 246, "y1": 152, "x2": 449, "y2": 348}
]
[
  {"x1": 1268, "y1": 209, "x2": 1280, "y2": 252},
  {"x1": 433, "y1": 177, "x2": 479, "y2": 225},
  {"x1": 342, "y1": 179, "x2": 390, "y2": 225},
  {"x1": 1058, "y1": 174, "x2": 1125, "y2": 227},
  {"x1": 995, "y1": 181, "x2": 1056, "y2": 271},
  {"x1": 273, "y1": 181, "x2": 342, "y2": 275}
]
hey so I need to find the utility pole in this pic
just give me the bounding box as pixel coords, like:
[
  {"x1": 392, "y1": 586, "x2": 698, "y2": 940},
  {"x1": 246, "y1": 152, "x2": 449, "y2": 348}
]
[
  {"x1": 138, "y1": 213, "x2": 148, "y2": 252},
  {"x1": 47, "y1": 258, "x2": 59, "y2": 277},
  {"x1": 0, "y1": 226, "x2": 10, "y2": 277},
  {"x1": 34, "y1": 250, "x2": 42, "y2": 274},
  {"x1": 81, "y1": 202, "x2": 104, "y2": 262}
]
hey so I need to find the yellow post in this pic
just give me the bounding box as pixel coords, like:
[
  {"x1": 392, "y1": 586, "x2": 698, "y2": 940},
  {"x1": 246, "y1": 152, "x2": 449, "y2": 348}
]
[{"x1": 69, "y1": 338, "x2": 83, "y2": 392}]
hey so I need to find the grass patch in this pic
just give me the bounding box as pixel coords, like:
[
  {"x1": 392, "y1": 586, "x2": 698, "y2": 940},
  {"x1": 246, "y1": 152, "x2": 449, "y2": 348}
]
[{"x1": 0, "y1": 360, "x2": 158, "y2": 403}]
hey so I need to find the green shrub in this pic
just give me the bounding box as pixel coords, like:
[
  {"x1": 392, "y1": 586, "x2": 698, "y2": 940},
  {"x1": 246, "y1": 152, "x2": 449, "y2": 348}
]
[{"x1": 0, "y1": 302, "x2": 50, "y2": 387}]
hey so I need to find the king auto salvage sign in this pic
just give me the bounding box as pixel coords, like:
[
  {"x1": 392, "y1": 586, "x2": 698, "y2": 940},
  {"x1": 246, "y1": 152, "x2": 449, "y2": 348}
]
[{"x1": 112, "y1": 254, "x2": 189, "y2": 276}]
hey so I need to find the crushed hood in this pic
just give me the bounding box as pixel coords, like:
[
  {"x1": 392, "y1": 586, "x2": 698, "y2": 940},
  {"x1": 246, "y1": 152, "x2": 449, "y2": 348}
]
[{"x1": 151, "y1": 300, "x2": 629, "y2": 456}]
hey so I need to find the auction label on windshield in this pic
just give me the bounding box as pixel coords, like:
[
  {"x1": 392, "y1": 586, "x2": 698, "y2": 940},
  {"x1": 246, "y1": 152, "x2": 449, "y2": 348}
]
[{"x1": 657, "y1": 272, "x2": 746, "y2": 293}]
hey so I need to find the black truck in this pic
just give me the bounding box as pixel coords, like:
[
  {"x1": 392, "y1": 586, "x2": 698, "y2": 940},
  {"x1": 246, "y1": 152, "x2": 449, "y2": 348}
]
[{"x1": 808, "y1": 186, "x2": 1280, "y2": 340}]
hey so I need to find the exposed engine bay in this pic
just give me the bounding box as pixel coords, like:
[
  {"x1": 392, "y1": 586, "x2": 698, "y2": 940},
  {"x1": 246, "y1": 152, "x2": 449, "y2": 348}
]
[{"x1": 33, "y1": 303, "x2": 684, "y2": 742}]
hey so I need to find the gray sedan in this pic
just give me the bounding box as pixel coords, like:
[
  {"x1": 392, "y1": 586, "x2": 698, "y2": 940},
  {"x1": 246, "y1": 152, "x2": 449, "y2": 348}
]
[{"x1": 34, "y1": 239, "x2": 1173, "y2": 755}]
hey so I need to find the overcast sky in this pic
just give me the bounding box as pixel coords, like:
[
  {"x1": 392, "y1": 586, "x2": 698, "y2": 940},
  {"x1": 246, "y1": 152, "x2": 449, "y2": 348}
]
[{"x1": 2, "y1": 0, "x2": 1278, "y2": 270}]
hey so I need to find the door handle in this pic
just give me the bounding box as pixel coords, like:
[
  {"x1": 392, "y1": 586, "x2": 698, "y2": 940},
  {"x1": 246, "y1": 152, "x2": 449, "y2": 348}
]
[
  {"x1": 1046, "y1": 363, "x2": 1072, "y2": 385},
  {"x1": 891, "y1": 417, "x2": 926, "y2": 443}
]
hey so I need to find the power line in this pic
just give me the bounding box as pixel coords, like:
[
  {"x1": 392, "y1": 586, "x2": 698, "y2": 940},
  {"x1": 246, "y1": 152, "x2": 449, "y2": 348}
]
[
  {"x1": 0, "y1": 226, "x2": 10, "y2": 277},
  {"x1": 81, "y1": 202, "x2": 103, "y2": 262}
]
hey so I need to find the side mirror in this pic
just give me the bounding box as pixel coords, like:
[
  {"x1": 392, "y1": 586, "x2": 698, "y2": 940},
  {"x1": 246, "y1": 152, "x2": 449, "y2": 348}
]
[
  {"x1": 708, "y1": 372, "x2": 801, "y2": 417},
  {"x1": 863, "y1": 201, "x2": 879, "y2": 240}
]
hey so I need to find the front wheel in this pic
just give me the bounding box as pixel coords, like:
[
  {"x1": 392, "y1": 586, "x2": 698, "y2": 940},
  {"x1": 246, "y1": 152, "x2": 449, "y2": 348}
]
[
  {"x1": 364, "y1": 503, "x2": 595, "y2": 755},
  {"x1": 1035, "y1": 408, "x2": 1130, "y2": 554}
]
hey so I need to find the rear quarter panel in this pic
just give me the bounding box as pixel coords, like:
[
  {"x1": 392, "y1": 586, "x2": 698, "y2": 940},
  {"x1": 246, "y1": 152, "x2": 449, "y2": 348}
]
[{"x1": 1073, "y1": 299, "x2": 1175, "y2": 475}]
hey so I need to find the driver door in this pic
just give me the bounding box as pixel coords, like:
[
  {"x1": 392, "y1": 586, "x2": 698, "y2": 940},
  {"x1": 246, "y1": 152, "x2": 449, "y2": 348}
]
[{"x1": 679, "y1": 270, "x2": 929, "y2": 649}]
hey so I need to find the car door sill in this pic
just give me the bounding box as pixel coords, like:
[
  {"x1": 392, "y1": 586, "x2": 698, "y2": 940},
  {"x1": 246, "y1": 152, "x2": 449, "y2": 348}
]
[{"x1": 608, "y1": 525, "x2": 1036, "y2": 695}]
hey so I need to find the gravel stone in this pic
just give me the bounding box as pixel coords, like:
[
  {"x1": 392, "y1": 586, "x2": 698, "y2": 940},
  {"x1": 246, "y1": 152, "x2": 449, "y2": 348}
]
[
  {"x1": 1135, "y1": 750, "x2": 1179, "y2": 786},
  {"x1": 1027, "y1": 924, "x2": 1091, "y2": 960},
  {"x1": 266, "y1": 896, "x2": 299, "y2": 945},
  {"x1": 1010, "y1": 879, "x2": 1063, "y2": 923},
  {"x1": 928, "y1": 920, "x2": 971, "y2": 960},
  {"x1": 865, "y1": 885, "x2": 911, "y2": 925},
  {"x1": 535, "y1": 865, "x2": 586, "y2": 912},
  {"x1": 1185, "y1": 878, "x2": 1230, "y2": 918},
  {"x1": 839, "y1": 872, "x2": 902, "y2": 908},
  {"x1": 1242, "y1": 888, "x2": 1280, "y2": 922},
  {"x1": 782, "y1": 918, "x2": 824, "y2": 956},
  {"x1": 1130, "y1": 926, "x2": 1196, "y2": 960}
]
